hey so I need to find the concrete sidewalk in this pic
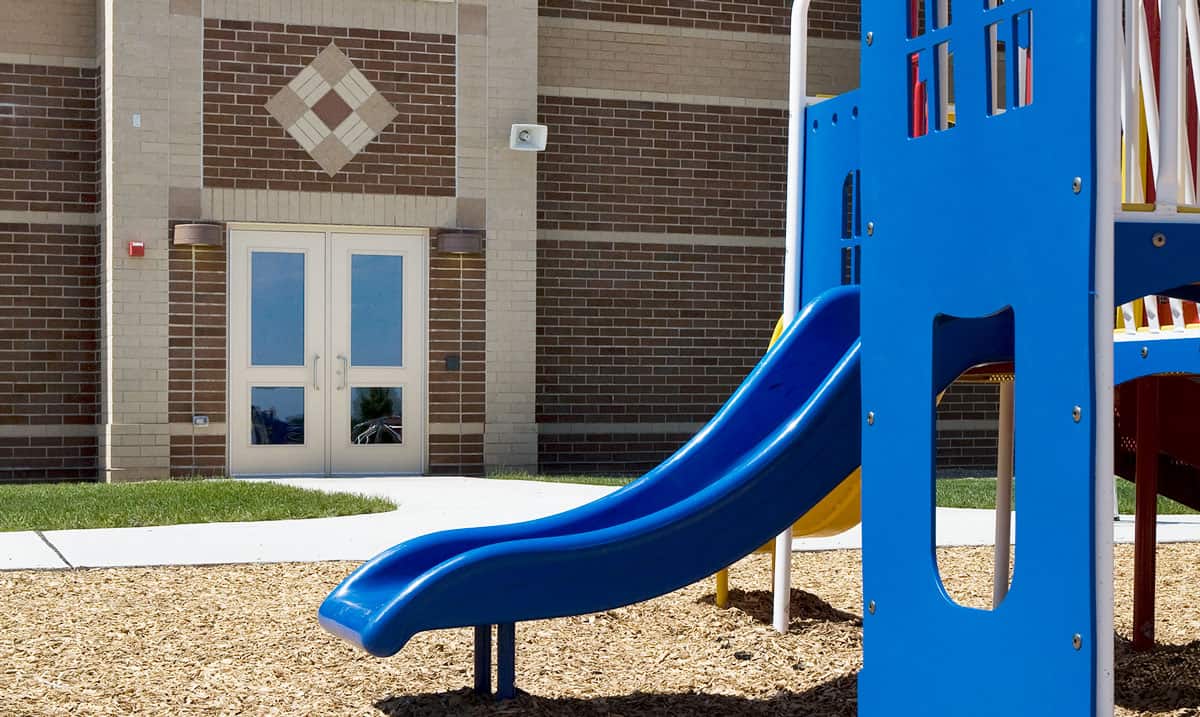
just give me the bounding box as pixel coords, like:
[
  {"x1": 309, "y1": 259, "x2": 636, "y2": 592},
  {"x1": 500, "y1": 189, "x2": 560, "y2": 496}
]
[{"x1": 2, "y1": 476, "x2": 1198, "y2": 570}]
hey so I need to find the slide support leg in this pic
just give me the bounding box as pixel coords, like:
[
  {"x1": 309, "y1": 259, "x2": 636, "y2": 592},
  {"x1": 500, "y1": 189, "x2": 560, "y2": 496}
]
[
  {"x1": 473, "y1": 625, "x2": 492, "y2": 696},
  {"x1": 1134, "y1": 378, "x2": 1160, "y2": 652},
  {"x1": 772, "y1": 530, "x2": 792, "y2": 633},
  {"x1": 715, "y1": 568, "x2": 730, "y2": 609},
  {"x1": 496, "y1": 622, "x2": 517, "y2": 700}
]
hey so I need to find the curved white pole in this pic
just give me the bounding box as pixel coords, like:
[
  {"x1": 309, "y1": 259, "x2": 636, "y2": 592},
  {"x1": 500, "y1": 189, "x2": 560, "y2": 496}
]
[{"x1": 774, "y1": 0, "x2": 812, "y2": 635}]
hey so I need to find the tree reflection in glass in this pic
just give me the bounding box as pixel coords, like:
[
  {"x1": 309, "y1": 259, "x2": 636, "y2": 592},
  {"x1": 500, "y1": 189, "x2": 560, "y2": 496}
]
[{"x1": 351, "y1": 387, "x2": 403, "y2": 444}]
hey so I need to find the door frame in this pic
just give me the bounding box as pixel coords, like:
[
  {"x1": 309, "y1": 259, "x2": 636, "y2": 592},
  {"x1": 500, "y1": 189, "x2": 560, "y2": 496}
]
[{"x1": 225, "y1": 222, "x2": 430, "y2": 477}]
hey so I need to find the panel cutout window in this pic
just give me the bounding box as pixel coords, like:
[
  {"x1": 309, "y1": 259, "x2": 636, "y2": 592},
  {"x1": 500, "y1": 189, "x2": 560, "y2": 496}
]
[
  {"x1": 251, "y1": 387, "x2": 305, "y2": 445},
  {"x1": 935, "y1": 42, "x2": 956, "y2": 131},
  {"x1": 909, "y1": 49, "x2": 929, "y2": 137},
  {"x1": 986, "y1": 10, "x2": 1034, "y2": 115},
  {"x1": 932, "y1": 310, "x2": 1015, "y2": 610},
  {"x1": 909, "y1": 0, "x2": 926, "y2": 37},
  {"x1": 841, "y1": 170, "x2": 861, "y2": 238},
  {"x1": 251, "y1": 252, "x2": 305, "y2": 366},
  {"x1": 351, "y1": 387, "x2": 403, "y2": 444},
  {"x1": 351, "y1": 254, "x2": 405, "y2": 367}
]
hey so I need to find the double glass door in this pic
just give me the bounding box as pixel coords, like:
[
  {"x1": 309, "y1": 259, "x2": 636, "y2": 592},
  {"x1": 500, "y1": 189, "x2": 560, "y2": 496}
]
[{"x1": 228, "y1": 228, "x2": 426, "y2": 476}]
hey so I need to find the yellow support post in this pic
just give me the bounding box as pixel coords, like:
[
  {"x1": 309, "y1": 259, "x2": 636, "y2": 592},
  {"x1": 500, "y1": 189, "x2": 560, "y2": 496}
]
[{"x1": 715, "y1": 568, "x2": 730, "y2": 609}]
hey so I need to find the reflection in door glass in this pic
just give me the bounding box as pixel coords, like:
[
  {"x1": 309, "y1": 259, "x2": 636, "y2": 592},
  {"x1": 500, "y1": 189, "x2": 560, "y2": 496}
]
[
  {"x1": 251, "y1": 252, "x2": 305, "y2": 366},
  {"x1": 351, "y1": 254, "x2": 404, "y2": 366},
  {"x1": 251, "y1": 387, "x2": 305, "y2": 445},
  {"x1": 351, "y1": 387, "x2": 403, "y2": 444}
]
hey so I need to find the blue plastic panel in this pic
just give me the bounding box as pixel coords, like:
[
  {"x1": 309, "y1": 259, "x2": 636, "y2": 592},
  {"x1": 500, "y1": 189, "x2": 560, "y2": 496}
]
[
  {"x1": 858, "y1": 1, "x2": 1103, "y2": 715},
  {"x1": 801, "y1": 92, "x2": 863, "y2": 306}
]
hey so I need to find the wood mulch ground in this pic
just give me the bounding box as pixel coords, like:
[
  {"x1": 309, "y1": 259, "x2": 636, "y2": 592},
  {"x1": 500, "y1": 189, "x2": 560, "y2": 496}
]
[{"x1": 1, "y1": 544, "x2": 1198, "y2": 716}]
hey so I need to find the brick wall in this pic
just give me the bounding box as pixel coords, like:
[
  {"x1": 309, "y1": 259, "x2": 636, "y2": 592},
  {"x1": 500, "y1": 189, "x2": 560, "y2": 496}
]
[
  {"x1": 537, "y1": 239, "x2": 783, "y2": 419},
  {"x1": 168, "y1": 234, "x2": 228, "y2": 477},
  {"x1": 810, "y1": 0, "x2": 861, "y2": 41},
  {"x1": 202, "y1": 19, "x2": 455, "y2": 195},
  {"x1": 937, "y1": 382, "x2": 1001, "y2": 475},
  {"x1": 538, "y1": 97, "x2": 787, "y2": 237},
  {"x1": 539, "y1": 0, "x2": 790, "y2": 35},
  {"x1": 0, "y1": 63, "x2": 100, "y2": 214},
  {"x1": 539, "y1": 0, "x2": 860, "y2": 40},
  {"x1": 0, "y1": 0, "x2": 96, "y2": 59},
  {"x1": 0, "y1": 223, "x2": 99, "y2": 482},
  {"x1": 428, "y1": 236, "x2": 486, "y2": 476}
]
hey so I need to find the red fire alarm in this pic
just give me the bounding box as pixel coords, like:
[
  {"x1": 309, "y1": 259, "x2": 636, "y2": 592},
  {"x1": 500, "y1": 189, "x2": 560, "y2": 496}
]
[{"x1": 128, "y1": 241, "x2": 145, "y2": 257}]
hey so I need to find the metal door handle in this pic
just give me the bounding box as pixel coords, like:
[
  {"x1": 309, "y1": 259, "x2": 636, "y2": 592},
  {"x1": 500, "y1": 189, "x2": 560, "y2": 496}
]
[
  {"x1": 313, "y1": 353, "x2": 321, "y2": 390},
  {"x1": 337, "y1": 354, "x2": 348, "y2": 390}
]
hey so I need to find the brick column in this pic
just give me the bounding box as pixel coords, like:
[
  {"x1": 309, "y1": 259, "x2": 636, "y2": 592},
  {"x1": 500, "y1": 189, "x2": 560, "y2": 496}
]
[
  {"x1": 483, "y1": 0, "x2": 539, "y2": 470},
  {"x1": 99, "y1": 0, "x2": 200, "y2": 481}
]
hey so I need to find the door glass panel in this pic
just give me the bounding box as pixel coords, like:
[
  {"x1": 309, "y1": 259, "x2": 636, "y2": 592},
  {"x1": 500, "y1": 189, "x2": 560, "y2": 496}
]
[
  {"x1": 251, "y1": 387, "x2": 305, "y2": 445},
  {"x1": 251, "y1": 251, "x2": 305, "y2": 366},
  {"x1": 350, "y1": 387, "x2": 403, "y2": 444},
  {"x1": 351, "y1": 254, "x2": 403, "y2": 366}
]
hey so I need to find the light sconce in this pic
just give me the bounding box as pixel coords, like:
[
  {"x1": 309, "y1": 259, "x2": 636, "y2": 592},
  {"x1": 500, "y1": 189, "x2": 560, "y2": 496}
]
[
  {"x1": 172, "y1": 223, "x2": 224, "y2": 248},
  {"x1": 436, "y1": 229, "x2": 485, "y2": 255}
]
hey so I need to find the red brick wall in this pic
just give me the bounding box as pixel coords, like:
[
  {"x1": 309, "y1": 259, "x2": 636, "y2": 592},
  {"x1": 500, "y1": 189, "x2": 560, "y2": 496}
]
[
  {"x1": 428, "y1": 237, "x2": 486, "y2": 475},
  {"x1": 168, "y1": 236, "x2": 227, "y2": 478},
  {"x1": 203, "y1": 20, "x2": 455, "y2": 195},
  {"x1": 0, "y1": 63, "x2": 99, "y2": 214},
  {"x1": 538, "y1": 97, "x2": 787, "y2": 238},
  {"x1": 539, "y1": 431, "x2": 693, "y2": 474},
  {"x1": 537, "y1": 239, "x2": 783, "y2": 423},
  {"x1": 810, "y1": 0, "x2": 861, "y2": 41},
  {"x1": 540, "y1": 0, "x2": 790, "y2": 35},
  {"x1": 0, "y1": 223, "x2": 99, "y2": 482}
]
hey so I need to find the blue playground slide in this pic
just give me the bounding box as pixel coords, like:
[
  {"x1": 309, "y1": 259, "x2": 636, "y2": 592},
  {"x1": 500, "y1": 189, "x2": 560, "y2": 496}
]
[
  {"x1": 320, "y1": 284, "x2": 1015, "y2": 664},
  {"x1": 320, "y1": 286, "x2": 863, "y2": 657}
]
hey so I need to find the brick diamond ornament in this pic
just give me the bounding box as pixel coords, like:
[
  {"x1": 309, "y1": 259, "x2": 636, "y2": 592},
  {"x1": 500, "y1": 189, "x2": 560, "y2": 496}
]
[{"x1": 265, "y1": 44, "x2": 399, "y2": 176}]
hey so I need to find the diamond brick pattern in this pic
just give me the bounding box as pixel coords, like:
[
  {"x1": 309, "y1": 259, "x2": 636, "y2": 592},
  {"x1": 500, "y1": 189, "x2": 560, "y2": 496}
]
[{"x1": 266, "y1": 44, "x2": 399, "y2": 176}]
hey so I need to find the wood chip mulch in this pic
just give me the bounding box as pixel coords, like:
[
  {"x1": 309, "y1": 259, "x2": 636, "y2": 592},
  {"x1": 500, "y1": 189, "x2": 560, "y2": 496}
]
[{"x1": 1, "y1": 544, "x2": 1198, "y2": 715}]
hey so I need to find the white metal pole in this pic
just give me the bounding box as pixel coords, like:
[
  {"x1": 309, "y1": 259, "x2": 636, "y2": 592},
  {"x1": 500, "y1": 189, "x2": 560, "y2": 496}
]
[
  {"x1": 1158, "y1": 0, "x2": 1184, "y2": 210},
  {"x1": 993, "y1": 380, "x2": 1014, "y2": 608},
  {"x1": 775, "y1": 0, "x2": 812, "y2": 635}
]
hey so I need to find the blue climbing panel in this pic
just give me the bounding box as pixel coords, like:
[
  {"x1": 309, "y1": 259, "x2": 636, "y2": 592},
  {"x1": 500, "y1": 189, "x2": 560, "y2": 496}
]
[{"x1": 856, "y1": 1, "x2": 1104, "y2": 715}]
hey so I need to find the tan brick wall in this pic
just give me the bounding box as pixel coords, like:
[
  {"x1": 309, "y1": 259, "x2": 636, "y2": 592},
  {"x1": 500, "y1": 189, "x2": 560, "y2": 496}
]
[
  {"x1": 0, "y1": 0, "x2": 97, "y2": 61},
  {"x1": 539, "y1": 21, "x2": 788, "y2": 102},
  {"x1": 540, "y1": 0, "x2": 790, "y2": 35}
]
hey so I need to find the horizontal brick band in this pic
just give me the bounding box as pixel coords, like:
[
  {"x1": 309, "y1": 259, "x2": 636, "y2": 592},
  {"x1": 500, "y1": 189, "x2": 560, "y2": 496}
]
[
  {"x1": 204, "y1": 0, "x2": 457, "y2": 35},
  {"x1": 540, "y1": 86, "x2": 788, "y2": 111},
  {"x1": 539, "y1": 0, "x2": 790, "y2": 36},
  {"x1": 539, "y1": 230, "x2": 783, "y2": 249},
  {"x1": 202, "y1": 188, "x2": 455, "y2": 226},
  {"x1": 538, "y1": 422, "x2": 705, "y2": 435}
]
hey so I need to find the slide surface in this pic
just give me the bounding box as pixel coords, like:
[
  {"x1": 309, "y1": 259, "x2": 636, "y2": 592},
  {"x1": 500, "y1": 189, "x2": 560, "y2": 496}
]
[{"x1": 320, "y1": 286, "x2": 863, "y2": 657}]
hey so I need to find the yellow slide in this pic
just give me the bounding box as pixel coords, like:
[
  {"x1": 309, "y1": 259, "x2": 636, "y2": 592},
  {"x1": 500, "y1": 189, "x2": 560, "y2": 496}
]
[{"x1": 714, "y1": 317, "x2": 862, "y2": 608}]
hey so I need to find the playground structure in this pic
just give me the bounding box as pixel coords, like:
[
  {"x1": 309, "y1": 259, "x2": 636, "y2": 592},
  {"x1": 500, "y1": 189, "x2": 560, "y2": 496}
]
[{"x1": 319, "y1": 0, "x2": 1200, "y2": 714}]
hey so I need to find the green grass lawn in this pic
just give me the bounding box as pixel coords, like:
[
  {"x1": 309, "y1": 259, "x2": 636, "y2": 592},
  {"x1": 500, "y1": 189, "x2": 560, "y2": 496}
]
[
  {"x1": 0, "y1": 480, "x2": 396, "y2": 532},
  {"x1": 492, "y1": 472, "x2": 1199, "y2": 515},
  {"x1": 489, "y1": 471, "x2": 635, "y2": 488},
  {"x1": 937, "y1": 477, "x2": 1198, "y2": 514}
]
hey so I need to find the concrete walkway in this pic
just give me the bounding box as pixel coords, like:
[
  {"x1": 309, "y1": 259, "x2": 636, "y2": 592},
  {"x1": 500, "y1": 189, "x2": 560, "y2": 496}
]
[{"x1": 2, "y1": 476, "x2": 1199, "y2": 570}]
